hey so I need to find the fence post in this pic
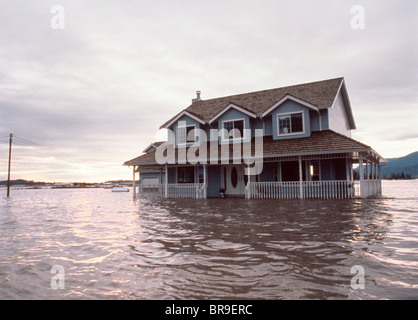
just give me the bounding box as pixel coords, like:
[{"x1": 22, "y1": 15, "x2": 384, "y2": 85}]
[
  {"x1": 298, "y1": 156, "x2": 304, "y2": 199},
  {"x1": 165, "y1": 164, "x2": 168, "y2": 198},
  {"x1": 359, "y1": 154, "x2": 365, "y2": 198}
]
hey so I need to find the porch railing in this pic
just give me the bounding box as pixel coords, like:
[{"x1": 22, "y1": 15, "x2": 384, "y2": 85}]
[
  {"x1": 247, "y1": 181, "x2": 301, "y2": 199},
  {"x1": 167, "y1": 183, "x2": 205, "y2": 198},
  {"x1": 246, "y1": 180, "x2": 381, "y2": 199},
  {"x1": 137, "y1": 183, "x2": 205, "y2": 198}
]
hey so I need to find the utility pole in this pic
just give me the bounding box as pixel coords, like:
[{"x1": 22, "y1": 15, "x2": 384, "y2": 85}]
[{"x1": 7, "y1": 133, "x2": 13, "y2": 197}]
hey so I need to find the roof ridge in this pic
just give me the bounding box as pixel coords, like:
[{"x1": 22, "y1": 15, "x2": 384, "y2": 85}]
[{"x1": 188, "y1": 77, "x2": 344, "y2": 105}]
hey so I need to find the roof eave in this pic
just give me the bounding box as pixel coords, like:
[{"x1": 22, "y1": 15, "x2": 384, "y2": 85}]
[
  {"x1": 160, "y1": 110, "x2": 206, "y2": 129},
  {"x1": 261, "y1": 94, "x2": 319, "y2": 118},
  {"x1": 208, "y1": 103, "x2": 257, "y2": 124}
]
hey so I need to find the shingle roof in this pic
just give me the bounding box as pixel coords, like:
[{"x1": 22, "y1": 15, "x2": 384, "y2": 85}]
[
  {"x1": 123, "y1": 130, "x2": 374, "y2": 166},
  {"x1": 161, "y1": 77, "x2": 344, "y2": 128},
  {"x1": 261, "y1": 130, "x2": 370, "y2": 156}
]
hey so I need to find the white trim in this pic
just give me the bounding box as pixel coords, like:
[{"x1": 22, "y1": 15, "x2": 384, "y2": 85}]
[
  {"x1": 209, "y1": 103, "x2": 256, "y2": 124},
  {"x1": 142, "y1": 143, "x2": 158, "y2": 154},
  {"x1": 329, "y1": 78, "x2": 344, "y2": 110},
  {"x1": 220, "y1": 118, "x2": 247, "y2": 142},
  {"x1": 276, "y1": 111, "x2": 305, "y2": 136},
  {"x1": 162, "y1": 110, "x2": 205, "y2": 128},
  {"x1": 262, "y1": 95, "x2": 318, "y2": 118},
  {"x1": 177, "y1": 124, "x2": 197, "y2": 146}
]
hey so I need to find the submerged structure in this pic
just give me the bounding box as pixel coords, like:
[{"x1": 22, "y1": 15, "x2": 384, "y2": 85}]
[{"x1": 124, "y1": 77, "x2": 384, "y2": 199}]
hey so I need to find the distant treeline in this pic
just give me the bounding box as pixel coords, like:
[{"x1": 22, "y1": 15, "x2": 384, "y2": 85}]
[
  {"x1": 0, "y1": 179, "x2": 49, "y2": 186},
  {"x1": 383, "y1": 172, "x2": 414, "y2": 180},
  {"x1": 0, "y1": 179, "x2": 132, "y2": 186}
]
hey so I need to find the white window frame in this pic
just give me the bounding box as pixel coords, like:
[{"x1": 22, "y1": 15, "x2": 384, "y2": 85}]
[
  {"x1": 177, "y1": 124, "x2": 197, "y2": 145},
  {"x1": 221, "y1": 118, "x2": 246, "y2": 142},
  {"x1": 276, "y1": 111, "x2": 305, "y2": 136}
]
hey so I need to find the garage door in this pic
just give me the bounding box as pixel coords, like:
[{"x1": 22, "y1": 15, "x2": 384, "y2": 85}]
[{"x1": 142, "y1": 178, "x2": 159, "y2": 185}]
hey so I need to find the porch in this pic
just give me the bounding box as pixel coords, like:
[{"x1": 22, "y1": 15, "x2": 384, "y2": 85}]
[
  {"x1": 134, "y1": 179, "x2": 381, "y2": 200},
  {"x1": 131, "y1": 151, "x2": 383, "y2": 199}
]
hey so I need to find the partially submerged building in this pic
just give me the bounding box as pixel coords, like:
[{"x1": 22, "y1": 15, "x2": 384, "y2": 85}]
[{"x1": 124, "y1": 77, "x2": 384, "y2": 199}]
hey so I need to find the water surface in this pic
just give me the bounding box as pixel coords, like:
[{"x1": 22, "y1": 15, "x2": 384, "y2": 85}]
[{"x1": 0, "y1": 180, "x2": 417, "y2": 299}]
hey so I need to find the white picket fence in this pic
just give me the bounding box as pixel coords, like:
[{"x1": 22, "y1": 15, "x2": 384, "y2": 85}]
[
  {"x1": 247, "y1": 181, "x2": 301, "y2": 199},
  {"x1": 246, "y1": 180, "x2": 381, "y2": 199},
  {"x1": 167, "y1": 183, "x2": 205, "y2": 198},
  {"x1": 137, "y1": 183, "x2": 205, "y2": 198},
  {"x1": 137, "y1": 180, "x2": 381, "y2": 199}
]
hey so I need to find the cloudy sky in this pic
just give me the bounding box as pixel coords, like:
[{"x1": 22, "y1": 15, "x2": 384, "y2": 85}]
[{"x1": 0, "y1": 0, "x2": 417, "y2": 182}]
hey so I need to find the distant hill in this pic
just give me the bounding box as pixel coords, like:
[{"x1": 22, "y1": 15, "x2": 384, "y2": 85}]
[{"x1": 380, "y1": 152, "x2": 418, "y2": 179}]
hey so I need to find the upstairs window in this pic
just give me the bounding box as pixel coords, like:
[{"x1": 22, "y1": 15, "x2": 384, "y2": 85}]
[
  {"x1": 277, "y1": 112, "x2": 304, "y2": 135},
  {"x1": 222, "y1": 119, "x2": 245, "y2": 141},
  {"x1": 177, "y1": 125, "x2": 196, "y2": 145}
]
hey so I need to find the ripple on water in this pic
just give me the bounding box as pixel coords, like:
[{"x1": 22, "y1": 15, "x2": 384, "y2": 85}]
[{"x1": 0, "y1": 181, "x2": 417, "y2": 299}]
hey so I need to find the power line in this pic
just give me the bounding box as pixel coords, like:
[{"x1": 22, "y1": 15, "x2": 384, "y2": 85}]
[{"x1": 10, "y1": 135, "x2": 114, "y2": 165}]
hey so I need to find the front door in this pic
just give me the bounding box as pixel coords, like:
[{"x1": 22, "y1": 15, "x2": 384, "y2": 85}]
[{"x1": 226, "y1": 165, "x2": 246, "y2": 196}]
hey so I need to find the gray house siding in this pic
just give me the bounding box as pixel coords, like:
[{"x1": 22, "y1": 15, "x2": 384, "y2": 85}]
[
  {"x1": 309, "y1": 110, "x2": 321, "y2": 132},
  {"x1": 328, "y1": 92, "x2": 351, "y2": 137},
  {"x1": 264, "y1": 115, "x2": 273, "y2": 136},
  {"x1": 251, "y1": 117, "x2": 264, "y2": 139}
]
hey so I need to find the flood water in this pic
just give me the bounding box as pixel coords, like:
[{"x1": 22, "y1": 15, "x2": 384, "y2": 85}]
[{"x1": 0, "y1": 180, "x2": 417, "y2": 300}]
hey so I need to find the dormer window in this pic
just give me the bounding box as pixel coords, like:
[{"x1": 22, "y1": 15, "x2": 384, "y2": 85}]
[
  {"x1": 277, "y1": 111, "x2": 304, "y2": 136},
  {"x1": 177, "y1": 125, "x2": 196, "y2": 145},
  {"x1": 222, "y1": 119, "x2": 245, "y2": 141}
]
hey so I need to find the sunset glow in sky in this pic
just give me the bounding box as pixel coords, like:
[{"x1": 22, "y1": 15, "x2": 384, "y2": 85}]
[{"x1": 1, "y1": 0, "x2": 417, "y2": 182}]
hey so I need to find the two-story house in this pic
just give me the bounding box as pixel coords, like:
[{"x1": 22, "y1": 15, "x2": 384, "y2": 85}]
[{"x1": 124, "y1": 77, "x2": 384, "y2": 199}]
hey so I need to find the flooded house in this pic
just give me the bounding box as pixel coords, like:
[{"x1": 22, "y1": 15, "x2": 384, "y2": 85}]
[{"x1": 124, "y1": 77, "x2": 384, "y2": 199}]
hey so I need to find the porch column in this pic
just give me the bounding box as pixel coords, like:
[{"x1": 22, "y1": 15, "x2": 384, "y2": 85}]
[
  {"x1": 132, "y1": 166, "x2": 137, "y2": 199},
  {"x1": 371, "y1": 162, "x2": 374, "y2": 180},
  {"x1": 298, "y1": 156, "x2": 303, "y2": 199},
  {"x1": 359, "y1": 154, "x2": 365, "y2": 198},
  {"x1": 164, "y1": 163, "x2": 168, "y2": 198},
  {"x1": 378, "y1": 163, "x2": 382, "y2": 195},
  {"x1": 346, "y1": 157, "x2": 350, "y2": 181},
  {"x1": 365, "y1": 160, "x2": 369, "y2": 180},
  {"x1": 246, "y1": 164, "x2": 251, "y2": 199},
  {"x1": 203, "y1": 164, "x2": 208, "y2": 199}
]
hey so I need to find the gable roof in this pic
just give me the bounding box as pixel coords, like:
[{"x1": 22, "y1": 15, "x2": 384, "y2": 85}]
[
  {"x1": 142, "y1": 141, "x2": 166, "y2": 154},
  {"x1": 208, "y1": 103, "x2": 257, "y2": 124},
  {"x1": 160, "y1": 77, "x2": 345, "y2": 128},
  {"x1": 161, "y1": 110, "x2": 206, "y2": 129}
]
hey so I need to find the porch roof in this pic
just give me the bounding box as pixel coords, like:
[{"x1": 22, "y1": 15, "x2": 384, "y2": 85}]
[{"x1": 123, "y1": 130, "x2": 383, "y2": 167}]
